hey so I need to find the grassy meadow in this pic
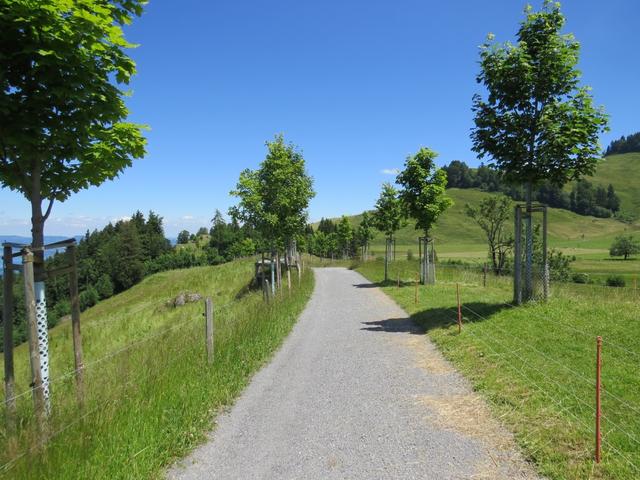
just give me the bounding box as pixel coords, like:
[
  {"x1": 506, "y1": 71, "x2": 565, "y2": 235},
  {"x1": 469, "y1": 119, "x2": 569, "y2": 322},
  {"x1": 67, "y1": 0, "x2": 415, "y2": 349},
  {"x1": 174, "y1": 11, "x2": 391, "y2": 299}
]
[
  {"x1": 0, "y1": 259, "x2": 313, "y2": 479},
  {"x1": 355, "y1": 259, "x2": 640, "y2": 480},
  {"x1": 337, "y1": 187, "x2": 640, "y2": 284},
  {"x1": 327, "y1": 154, "x2": 640, "y2": 281}
]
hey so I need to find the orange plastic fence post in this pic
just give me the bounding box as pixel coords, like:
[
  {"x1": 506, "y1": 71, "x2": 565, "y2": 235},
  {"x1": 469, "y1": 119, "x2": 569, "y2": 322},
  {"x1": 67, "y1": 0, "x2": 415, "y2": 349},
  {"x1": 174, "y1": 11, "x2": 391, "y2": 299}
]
[
  {"x1": 456, "y1": 283, "x2": 462, "y2": 333},
  {"x1": 595, "y1": 336, "x2": 602, "y2": 464}
]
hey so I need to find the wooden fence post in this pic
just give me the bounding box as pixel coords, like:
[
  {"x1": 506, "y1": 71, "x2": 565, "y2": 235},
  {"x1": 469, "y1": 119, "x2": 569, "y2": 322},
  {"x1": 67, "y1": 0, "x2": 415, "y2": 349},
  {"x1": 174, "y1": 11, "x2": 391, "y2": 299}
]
[
  {"x1": 276, "y1": 252, "x2": 282, "y2": 291},
  {"x1": 67, "y1": 245, "x2": 85, "y2": 408},
  {"x1": 22, "y1": 249, "x2": 47, "y2": 429},
  {"x1": 3, "y1": 245, "x2": 16, "y2": 431},
  {"x1": 205, "y1": 297, "x2": 214, "y2": 364},
  {"x1": 414, "y1": 272, "x2": 418, "y2": 304},
  {"x1": 483, "y1": 263, "x2": 487, "y2": 288}
]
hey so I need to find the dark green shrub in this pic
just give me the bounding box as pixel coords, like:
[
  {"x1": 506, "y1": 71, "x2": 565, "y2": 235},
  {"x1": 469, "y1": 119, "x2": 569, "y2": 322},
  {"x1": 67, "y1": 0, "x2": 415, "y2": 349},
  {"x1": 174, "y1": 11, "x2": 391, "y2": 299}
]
[
  {"x1": 95, "y1": 274, "x2": 114, "y2": 299},
  {"x1": 80, "y1": 286, "x2": 100, "y2": 311},
  {"x1": 49, "y1": 299, "x2": 71, "y2": 326},
  {"x1": 572, "y1": 273, "x2": 589, "y2": 284},
  {"x1": 606, "y1": 275, "x2": 626, "y2": 288}
]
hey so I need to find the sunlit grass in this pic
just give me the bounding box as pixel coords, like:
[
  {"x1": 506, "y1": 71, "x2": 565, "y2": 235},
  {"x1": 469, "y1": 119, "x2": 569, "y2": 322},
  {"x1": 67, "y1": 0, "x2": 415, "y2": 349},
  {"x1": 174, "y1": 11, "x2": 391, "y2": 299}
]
[
  {"x1": 0, "y1": 259, "x2": 314, "y2": 479},
  {"x1": 356, "y1": 259, "x2": 640, "y2": 480}
]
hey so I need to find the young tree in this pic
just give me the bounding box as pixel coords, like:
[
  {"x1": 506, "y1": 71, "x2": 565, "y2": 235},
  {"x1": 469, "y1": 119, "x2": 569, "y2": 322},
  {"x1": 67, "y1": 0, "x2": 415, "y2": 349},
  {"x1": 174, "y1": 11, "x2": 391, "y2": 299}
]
[
  {"x1": 111, "y1": 221, "x2": 145, "y2": 292},
  {"x1": 230, "y1": 135, "x2": 314, "y2": 289},
  {"x1": 336, "y1": 216, "x2": 354, "y2": 259},
  {"x1": 372, "y1": 183, "x2": 405, "y2": 281},
  {"x1": 606, "y1": 184, "x2": 621, "y2": 213},
  {"x1": 610, "y1": 235, "x2": 640, "y2": 260},
  {"x1": 355, "y1": 211, "x2": 375, "y2": 260},
  {"x1": 396, "y1": 147, "x2": 452, "y2": 284},
  {"x1": 0, "y1": 1, "x2": 147, "y2": 322},
  {"x1": 465, "y1": 195, "x2": 513, "y2": 274},
  {"x1": 471, "y1": 1, "x2": 608, "y2": 301}
]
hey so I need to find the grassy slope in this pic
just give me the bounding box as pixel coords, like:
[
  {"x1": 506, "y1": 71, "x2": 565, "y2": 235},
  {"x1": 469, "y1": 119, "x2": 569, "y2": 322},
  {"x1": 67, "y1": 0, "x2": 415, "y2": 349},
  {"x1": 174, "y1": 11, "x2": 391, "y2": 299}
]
[
  {"x1": 356, "y1": 259, "x2": 640, "y2": 480},
  {"x1": 328, "y1": 186, "x2": 639, "y2": 280},
  {"x1": 1, "y1": 259, "x2": 314, "y2": 479},
  {"x1": 325, "y1": 154, "x2": 640, "y2": 277},
  {"x1": 584, "y1": 153, "x2": 640, "y2": 214},
  {"x1": 375, "y1": 188, "x2": 638, "y2": 252}
]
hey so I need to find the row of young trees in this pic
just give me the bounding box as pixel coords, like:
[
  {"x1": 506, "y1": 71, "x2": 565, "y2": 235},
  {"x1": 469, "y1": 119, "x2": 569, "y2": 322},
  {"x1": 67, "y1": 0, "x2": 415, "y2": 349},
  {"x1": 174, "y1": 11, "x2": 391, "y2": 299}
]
[
  {"x1": 306, "y1": 213, "x2": 375, "y2": 260},
  {"x1": 306, "y1": 147, "x2": 453, "y2": 285},
  {"x1": 443, "y1": 160, "x2": 622, "y2": 218},
  {"x1": 1, "y1": 132, "x2": 315, "y2": 350},
  {"x1": 305, "y1": 148, "x2": 452, "y2": 282}
]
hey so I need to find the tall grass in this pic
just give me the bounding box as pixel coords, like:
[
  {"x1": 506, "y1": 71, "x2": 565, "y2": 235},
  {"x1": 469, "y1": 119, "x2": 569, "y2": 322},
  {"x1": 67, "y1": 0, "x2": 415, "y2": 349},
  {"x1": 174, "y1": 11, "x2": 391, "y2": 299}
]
[
  {"x1": 356, "y1": 259, "x2": 640, "y2": 480},
  {"x1": 0, "y1": 259, "x2": 314, "y2": 479}
]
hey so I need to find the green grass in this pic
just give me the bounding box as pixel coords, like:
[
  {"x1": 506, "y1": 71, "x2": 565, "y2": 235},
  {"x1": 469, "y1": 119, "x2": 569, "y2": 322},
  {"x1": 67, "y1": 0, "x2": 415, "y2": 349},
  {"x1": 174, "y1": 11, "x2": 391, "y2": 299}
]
[
  {"x1": 355, "y1": 259, "x2": 640, "y2": 480},
  {"x1": 0, "y1": 259, "x2": 314, "y2": 479},
  {"x1": 325, "y1": 187, "x2": 640, "y2": 279},
  {"x1": 322, "y1": 188, "x2": 639, "y2": 257},
  {"x1": 583, "y1": 153, "x2": 640, "y2": 215}
]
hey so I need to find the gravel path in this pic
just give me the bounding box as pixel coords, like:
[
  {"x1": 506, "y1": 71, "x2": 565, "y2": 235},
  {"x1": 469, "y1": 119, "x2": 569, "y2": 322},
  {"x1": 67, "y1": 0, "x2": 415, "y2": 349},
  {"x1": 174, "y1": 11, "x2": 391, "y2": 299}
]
[{"x1": 168, "y1": 268, "x2": 541, "y2": 480}]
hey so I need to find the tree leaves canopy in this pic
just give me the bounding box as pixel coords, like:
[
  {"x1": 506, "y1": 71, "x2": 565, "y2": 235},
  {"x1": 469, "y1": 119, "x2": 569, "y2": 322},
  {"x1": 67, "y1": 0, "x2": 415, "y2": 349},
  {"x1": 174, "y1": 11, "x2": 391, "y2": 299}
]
[
  {"x1": 372, "y1": 183, "x2": 405, "y2": 238},
  {"x1": 396, "y1": 147, "x2": 452, "y2": 236},
  {"x1": 230, "y1": 135, "x2": 315, "y2": 247},
  {"x1": 0, "y1": 0, "x2": 147, "y2": 202},
  {"x1": 471, "y1": 1, "x2": 608, "y2": 187}
]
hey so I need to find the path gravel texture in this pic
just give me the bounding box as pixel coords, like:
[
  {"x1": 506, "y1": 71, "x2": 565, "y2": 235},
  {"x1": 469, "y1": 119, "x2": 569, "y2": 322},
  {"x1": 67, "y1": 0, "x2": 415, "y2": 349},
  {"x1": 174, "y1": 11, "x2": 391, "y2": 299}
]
[{"x1": 168, "y1": 268, "x2": 541, "y2": 480}]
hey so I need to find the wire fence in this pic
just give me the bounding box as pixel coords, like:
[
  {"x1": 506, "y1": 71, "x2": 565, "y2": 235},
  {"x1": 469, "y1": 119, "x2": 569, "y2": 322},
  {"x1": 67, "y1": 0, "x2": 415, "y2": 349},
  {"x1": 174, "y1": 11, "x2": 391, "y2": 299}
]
[
  {"x1": 375, "y1": 259, "x2": 640, "y2": 477},
  {"x1": 0, "y1": 264, "x2": 308, "y2": 477}
]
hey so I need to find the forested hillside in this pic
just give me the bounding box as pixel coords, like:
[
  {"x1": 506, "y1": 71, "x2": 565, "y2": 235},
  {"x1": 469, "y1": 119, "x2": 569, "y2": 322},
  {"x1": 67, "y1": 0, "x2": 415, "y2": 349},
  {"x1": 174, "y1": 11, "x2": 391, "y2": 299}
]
[{"x1": 604, "y1": 131, "x2": 640, "y2": 156}]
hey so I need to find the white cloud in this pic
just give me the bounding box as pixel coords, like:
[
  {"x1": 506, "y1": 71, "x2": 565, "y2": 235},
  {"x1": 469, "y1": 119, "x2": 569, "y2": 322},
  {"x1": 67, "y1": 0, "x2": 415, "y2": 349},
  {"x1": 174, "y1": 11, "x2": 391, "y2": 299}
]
[{"x1": 380, "y1": 168, "x2": 400, "y2": 175}]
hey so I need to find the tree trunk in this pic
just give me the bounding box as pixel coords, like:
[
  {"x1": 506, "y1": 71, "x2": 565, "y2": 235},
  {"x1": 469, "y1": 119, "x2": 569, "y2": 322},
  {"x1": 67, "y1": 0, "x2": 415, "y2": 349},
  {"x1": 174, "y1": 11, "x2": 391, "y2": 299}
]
[
  {"x1": 29, "y1": 164, "x2": 52, "y2": 414},
  {"x1": 524, "y1": 181, "x2": 534, "y2": 301},
  {"x1": 384, "y1": 237, "x2": 389, "y2": 282}
]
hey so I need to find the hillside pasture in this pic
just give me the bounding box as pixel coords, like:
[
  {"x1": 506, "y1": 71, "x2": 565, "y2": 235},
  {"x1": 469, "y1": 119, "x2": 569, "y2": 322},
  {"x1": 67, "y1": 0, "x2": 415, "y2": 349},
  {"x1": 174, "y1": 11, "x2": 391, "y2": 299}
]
[{"x1": 0, "y1": 259, "x2": 313, "y2": 479}]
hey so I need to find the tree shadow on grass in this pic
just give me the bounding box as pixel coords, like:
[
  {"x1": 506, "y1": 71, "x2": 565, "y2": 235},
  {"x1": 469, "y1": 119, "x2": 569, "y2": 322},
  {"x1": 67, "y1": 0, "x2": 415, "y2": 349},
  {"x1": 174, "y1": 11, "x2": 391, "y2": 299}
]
[{"x1": 360, "y1": 302, "x2": 513, "y2": 335}]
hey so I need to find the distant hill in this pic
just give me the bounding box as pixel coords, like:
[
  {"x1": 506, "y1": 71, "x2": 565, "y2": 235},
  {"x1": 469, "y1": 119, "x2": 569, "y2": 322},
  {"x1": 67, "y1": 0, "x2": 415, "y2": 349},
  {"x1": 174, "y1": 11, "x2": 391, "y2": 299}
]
[
  {"x1": 586, "y1": 152, "x2": 640, "y2": 216},
  {"x1": 317, "y1": 188, "x2": 640, "y2": 257}
]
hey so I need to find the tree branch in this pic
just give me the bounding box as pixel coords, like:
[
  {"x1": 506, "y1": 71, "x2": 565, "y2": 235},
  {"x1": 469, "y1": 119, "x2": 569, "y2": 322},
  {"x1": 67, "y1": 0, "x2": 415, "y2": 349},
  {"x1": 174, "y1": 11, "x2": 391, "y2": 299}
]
[{"x1": 43, "y1": 197, "x2": 55, "y2": 222}]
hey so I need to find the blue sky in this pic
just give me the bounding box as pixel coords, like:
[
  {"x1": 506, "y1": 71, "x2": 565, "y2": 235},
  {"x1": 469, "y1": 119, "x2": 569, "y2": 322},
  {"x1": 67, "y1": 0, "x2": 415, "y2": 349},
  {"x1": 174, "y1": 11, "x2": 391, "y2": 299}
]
[{"x1": 1, "y1": 0, "x2": 638, "y2": 237}]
